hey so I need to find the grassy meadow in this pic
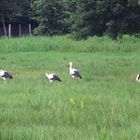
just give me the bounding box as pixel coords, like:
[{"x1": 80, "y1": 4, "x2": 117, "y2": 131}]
[{"x1": 0, "y1": 35, "x2": 140, "y2": 140}]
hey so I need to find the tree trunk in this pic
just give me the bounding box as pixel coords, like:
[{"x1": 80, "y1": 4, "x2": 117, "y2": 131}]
[
  {"x1": 19, "y1": 24, "x2": 21, "y2": 36},
  {"x1": 29, "y1": 24, "x2": 32, "y2": 36},
  {"x1": 8, "y1": 24, "x2": 11, "y2": 37},
  {"x1": 1, "y1": 16, "x2": 7, "y2": 36}
]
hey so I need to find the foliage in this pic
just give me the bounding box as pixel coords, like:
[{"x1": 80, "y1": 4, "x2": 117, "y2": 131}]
[
  {"x1": 71, "y1": 0, "x2": 140, "y2": 40},
  {"x1": 15, "y1": 0, "x2": 33, "y2": 23},
  {"x1": 0, "y1": 0, "x2": 140, "y2": 39},
  {"x1": 32, "y1": 0, "x2": 69, "y2": 35},
  {"x1": 0, "y1": 0, "x2": 19, "y2": 21}
]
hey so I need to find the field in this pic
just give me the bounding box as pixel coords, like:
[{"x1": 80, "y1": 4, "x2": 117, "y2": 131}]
[{"x1": 0, "y1": 35, "x2": 140, "y2": 140}]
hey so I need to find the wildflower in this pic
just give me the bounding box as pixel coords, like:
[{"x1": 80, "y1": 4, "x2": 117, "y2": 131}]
[{"x1": 69, "y1": 98, "x2": 76, "y2": 105}]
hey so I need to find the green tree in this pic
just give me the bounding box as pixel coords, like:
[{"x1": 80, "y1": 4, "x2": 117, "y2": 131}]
[
  {"x1": 15, "y1": 0, "x2": 33, "y2": 23},
  {"x1": 63, "y1": 0, "x2": 78, "y2": 33},
  {"x1": 33, "y1": 0, "x2": 68, "y2": 35},
  {"x1": 0, "y1": 0, "x2": 34, "y2": 23},
  {"x1": 72, "y1": 0, "x2": 140, "y2": 40},
  {"x1": 0, "y1": 0, "x2": 19, "y2": 22}
]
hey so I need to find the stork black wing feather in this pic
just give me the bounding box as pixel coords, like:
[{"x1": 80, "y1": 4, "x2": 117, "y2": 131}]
[
  {"x1": 51, "y1": 75, "x2": 61, "y2": 82},
  {"x1": 73, "y1": 70, "x2": 82, "y2": 79},
  {"x1": 2, "y1": 72, "x2": 13, "y2": 79}
]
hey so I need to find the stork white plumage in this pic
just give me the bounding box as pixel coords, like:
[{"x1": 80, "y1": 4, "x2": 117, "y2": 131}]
[
  {"x1": 0, "y1": 69, "x2": 13, "y2": 80},
  {"x1": 68, "y1": 62, "x2": 82, "y2": 79},
  {"x1": 136, "y1": 74, "x2": 140, "y2": 82},
  {"x1": 45, "y1": 72, "x2": 62, "y2": 82}
]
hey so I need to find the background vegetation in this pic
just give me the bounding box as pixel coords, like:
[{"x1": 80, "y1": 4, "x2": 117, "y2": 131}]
[{"x1": 0, "y1": 0, "x2": 140, "y2": 39}]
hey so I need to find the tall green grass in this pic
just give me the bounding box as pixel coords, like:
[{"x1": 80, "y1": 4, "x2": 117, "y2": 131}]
[
  {"x1": 0, "y1": 35, "x2": 140, "y2": 53},
  {"x1": 0, "y1": 36, "x2": 140, "y2": 140}
]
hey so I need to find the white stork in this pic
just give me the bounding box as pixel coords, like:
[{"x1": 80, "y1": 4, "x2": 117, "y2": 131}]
[
  {"x1": 45, "y1": 72, "x2": 62, "y2": 82},
  {"x1": 0, "y1": 69, "x2": 13, "y2": 80},
  {"x1": 68, "y1": 62, "x2": 82, "y2": 79},
  {"x1": 136, "y1": 74, "x2": 140, "y2": 82}
]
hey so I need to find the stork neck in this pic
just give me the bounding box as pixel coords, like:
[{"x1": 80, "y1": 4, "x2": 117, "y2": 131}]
[{"x1": 69, "y1": 65, "x2": 73, "y2": 69}]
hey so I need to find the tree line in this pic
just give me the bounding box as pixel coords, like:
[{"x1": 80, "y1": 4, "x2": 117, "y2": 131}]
[{"x1": 0, "y1": 0, "x2": 140, "y2": 39}]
